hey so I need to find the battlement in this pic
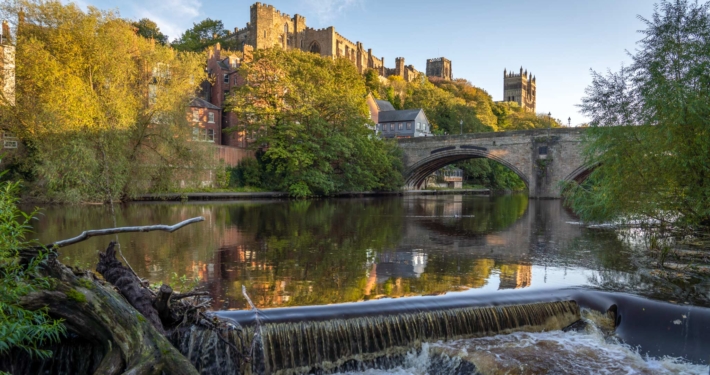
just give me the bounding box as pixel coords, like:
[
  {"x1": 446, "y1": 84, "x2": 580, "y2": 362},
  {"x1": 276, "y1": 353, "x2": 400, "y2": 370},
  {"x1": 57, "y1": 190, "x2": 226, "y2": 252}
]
[
  {"x1": 335, "y1": 31, "x2": 356, "y2": 46},
  {"x1": 252, "y1": 2, "x2": 293, "y2": 19},
  {"x1": 307, "y1": 26, "x2": 334, "y2": 33},
  {"x1": 504, "y1": 67, "x2": 535, "y2": 82},
  {"x1": 426, "y1": 57, "x2": 450, "y2": 63}
]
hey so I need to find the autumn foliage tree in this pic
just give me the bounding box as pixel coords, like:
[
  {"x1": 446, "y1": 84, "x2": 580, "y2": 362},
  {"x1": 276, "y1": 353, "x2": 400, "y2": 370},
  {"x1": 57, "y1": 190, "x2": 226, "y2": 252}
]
[{"x1": 0, "y1": 0, "x2": 210, "y2": 203}]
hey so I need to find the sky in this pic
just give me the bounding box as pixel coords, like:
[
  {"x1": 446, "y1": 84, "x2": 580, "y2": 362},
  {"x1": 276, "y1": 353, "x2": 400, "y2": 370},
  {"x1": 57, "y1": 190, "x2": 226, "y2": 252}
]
[{"x1": 72, "y1": 0, "x2": 658, "y2": 125}]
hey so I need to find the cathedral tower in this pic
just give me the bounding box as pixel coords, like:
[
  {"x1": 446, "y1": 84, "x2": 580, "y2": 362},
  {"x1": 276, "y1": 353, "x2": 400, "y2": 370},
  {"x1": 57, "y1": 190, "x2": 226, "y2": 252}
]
[
  {"x1": 426, "y1": 57, "x2": 452, "y2": 81},
  {"x1": 503, "y1": 67, "x2": 536, "y2": 112}
]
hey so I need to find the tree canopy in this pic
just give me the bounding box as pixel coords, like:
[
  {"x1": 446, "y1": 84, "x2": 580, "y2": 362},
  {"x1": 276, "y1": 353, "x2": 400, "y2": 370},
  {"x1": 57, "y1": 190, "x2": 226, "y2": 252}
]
[
  {"x1": 132, "y1": 18, "x2": 168, "y2": 45},
  {"x1": 171, "y1": 18, "x2": 237, "y2": 52},
  {"x1": 226, "y1": 48, "x2": 403, "y2": 197},
  {"x1": 563, "y1": 0, "x2": 710, "y2": 231},
  {"x1": 0, "y1": 0, "x2": 210, "y2": 203}
]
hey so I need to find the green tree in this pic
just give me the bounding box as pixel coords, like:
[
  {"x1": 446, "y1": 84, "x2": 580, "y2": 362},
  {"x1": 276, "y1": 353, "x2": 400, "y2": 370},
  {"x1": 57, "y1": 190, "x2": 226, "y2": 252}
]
[
  {"x1": 0, "y1": 0, "x2": 210, "y2": 203},
  {"x1": 171, "y1": 18, "x2": 237, "y2": 51},
  {"x1": 563, "y1": 0, "x2": 710, "y2": 231},
  {"x1": 0, "y1": 177, "x2": 66, "y2": 358},
  {"x1": 132, "y1": 18, "x2": 168, "y2": 45},
  {"x1": 227, "y1": 48, "x2": 403, "y2": 197}
]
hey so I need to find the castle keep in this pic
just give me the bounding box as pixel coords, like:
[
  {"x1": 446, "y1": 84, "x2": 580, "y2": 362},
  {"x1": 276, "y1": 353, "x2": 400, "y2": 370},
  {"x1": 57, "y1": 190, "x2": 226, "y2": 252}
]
[{"x1": 503, "y1": 67, "x2": 536, "y2": 112}]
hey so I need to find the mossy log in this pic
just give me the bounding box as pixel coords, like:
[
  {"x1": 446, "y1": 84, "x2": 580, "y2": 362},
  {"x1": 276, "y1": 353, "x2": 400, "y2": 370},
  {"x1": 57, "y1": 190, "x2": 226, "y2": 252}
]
[{"x1": 4, "y1": 251, "x2": 200, "y2": 375}]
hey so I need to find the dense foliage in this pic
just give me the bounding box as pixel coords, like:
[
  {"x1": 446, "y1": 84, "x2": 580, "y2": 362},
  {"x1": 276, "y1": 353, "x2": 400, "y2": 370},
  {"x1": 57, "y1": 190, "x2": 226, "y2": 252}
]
[
  {"x1": 0, "y1": 177, "x2": 65, "y2": 358},
  {"x1": 563, "y1": 0, "x2": 710, "y2": 232},
  {"x1": 0, "y1": 0, "x2": 211, "y2": 203},
  {"x1": 132, "y1": 18, "x2": 168, "y2": 45},
  {"x1": 226, "y1": 49, "x2": 404, "y2": 197},
  {"x1": 171, "y1": 18, "x2": 238, "y2": 52}
]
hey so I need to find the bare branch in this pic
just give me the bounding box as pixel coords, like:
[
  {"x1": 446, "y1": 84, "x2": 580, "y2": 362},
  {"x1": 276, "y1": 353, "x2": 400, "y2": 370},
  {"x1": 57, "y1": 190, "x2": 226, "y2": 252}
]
[
  {"x1": 44, "y1": 217, "x2": 205, "y2": 249},
  {"x1": 172, "y1": 291, "x2": 211, "y2": 301}
]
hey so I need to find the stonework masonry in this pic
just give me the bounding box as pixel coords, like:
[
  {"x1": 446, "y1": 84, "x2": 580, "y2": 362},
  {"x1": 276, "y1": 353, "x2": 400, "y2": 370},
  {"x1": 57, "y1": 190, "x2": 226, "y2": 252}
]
[
  {"x1": 504, "y1": 67, "x2": 536, "y2": 112},
  {"x1": 0, "y1": 20, "x2": 15, "y2": 106},
  {"x1": 227, "y1": 3, "x2": 452, "y2": 83},
  {"x1": 396, "y1": 128, "x2": 587, "y2": 198},
  {"x1": 426, "y1": 57, "x2": 452, "y2": 81}
]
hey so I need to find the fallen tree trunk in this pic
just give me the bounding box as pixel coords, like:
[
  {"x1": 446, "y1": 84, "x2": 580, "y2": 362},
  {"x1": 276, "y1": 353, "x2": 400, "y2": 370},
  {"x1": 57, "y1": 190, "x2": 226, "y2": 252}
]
[
  {"x1": 1, "y1": 218, "x2": 249, "y2": 375},
  {"x1": 6, "y1": 253, "x2": 200, "y2": 375}
]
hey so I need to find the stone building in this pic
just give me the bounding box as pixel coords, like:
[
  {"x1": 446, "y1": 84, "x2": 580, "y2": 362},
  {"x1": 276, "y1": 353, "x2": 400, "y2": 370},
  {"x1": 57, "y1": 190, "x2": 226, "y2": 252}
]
[
  {"x1": 205, "y1": 43, "x2": 250, "y2": 148},
  {"x1": 503, "y1": 67, "x2": 536, "y2": 112},
  {"x1": 1, "y1": 20, "x2": 15, "y2": 106},
  {"x1": 188, "y1": 98, "x2": 222, "y2": 145},
  {"x1": 226, "y1": 3, "x2": 420, "y2": 79},
  {"x1": 1, "y1": 20, "x2": 17, "y2": 153},
  {"x1": 426, "y1": 57, "x2": 452, "y2": 81}
]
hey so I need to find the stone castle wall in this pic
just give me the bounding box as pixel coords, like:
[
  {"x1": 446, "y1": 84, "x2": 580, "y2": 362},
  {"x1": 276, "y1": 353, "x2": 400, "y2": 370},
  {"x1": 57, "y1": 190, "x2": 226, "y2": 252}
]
[{"x1": 426, "y1": 57, "x2": 452, "y2": 81}]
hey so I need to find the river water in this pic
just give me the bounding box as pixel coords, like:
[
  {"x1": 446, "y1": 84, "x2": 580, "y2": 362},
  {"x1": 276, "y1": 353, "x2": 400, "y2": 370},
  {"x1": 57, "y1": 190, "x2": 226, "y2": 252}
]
[{"x1": 31, "y1": 195, "x2": 710, "y2": 373}]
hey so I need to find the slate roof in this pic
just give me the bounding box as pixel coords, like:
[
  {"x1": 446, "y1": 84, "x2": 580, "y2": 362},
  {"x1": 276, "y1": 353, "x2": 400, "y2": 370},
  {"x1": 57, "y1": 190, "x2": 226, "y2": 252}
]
[
  {"x1": 378, "y1": 109, "x2": 423, "y2": 123},
  {"x1": 375, "y1": 99, "x2": 396, "y2": 112},
  {"x1": 190, "y1": 97, "x2": 221, "y2": 110}
]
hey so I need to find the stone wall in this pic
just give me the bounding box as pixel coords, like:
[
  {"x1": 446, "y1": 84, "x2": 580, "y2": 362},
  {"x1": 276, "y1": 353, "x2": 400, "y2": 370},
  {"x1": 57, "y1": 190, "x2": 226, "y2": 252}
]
[{"x1": 0, "y1": 22, "x2": 14, "y2": 106}]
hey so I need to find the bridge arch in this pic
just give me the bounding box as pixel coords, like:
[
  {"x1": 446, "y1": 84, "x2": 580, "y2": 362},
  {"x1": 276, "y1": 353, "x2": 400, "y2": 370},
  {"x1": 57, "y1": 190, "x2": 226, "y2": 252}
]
[
  {"x1": 562, "y1": 163, "x2": 598, "y2": 184},
  {"x1": 404, "y1": 148, "x2": 529, "y2": 190}
]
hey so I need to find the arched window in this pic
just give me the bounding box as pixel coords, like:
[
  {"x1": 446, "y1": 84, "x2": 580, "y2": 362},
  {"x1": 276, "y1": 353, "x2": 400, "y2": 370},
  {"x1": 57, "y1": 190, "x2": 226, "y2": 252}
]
[{"x1": 309, "y1": 41, "x2": 321, "y2": 54}]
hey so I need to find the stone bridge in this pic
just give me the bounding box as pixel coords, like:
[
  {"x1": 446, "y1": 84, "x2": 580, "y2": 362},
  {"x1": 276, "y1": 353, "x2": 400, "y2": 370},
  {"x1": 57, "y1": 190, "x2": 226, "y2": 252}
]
[{"x1": 397, "y1": 128, "x2": 590, "y2": 198}]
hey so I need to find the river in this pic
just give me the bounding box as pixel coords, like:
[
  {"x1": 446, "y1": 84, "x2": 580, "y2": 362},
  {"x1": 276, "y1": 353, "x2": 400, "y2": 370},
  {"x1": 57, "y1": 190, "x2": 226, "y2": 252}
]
[{"x1": 31, "y1": 195, "x2": 710, "y2": 374}]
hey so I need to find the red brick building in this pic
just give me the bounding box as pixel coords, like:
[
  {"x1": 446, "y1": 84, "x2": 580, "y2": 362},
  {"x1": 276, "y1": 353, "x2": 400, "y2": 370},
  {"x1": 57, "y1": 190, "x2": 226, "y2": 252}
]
[{"x1": 188, "y1": 98, "x2": 222, "y2": 145}]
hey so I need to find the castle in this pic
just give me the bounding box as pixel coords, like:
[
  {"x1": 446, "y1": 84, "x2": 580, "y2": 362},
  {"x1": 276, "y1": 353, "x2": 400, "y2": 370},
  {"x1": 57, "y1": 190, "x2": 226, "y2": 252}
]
[
  {"x1": 503, "y1": 67, "x2": 536, "y2": 112},
  {"x1": 225, "y1": 3, "x2": 446, "y2": 83},
  {"x1": 226, "y1": 3, "x2": 536, "y2": 112}
]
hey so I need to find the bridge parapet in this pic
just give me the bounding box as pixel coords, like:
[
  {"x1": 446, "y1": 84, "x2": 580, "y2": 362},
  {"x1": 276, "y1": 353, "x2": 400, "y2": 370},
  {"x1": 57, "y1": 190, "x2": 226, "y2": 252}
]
[{"x1": 396, "y1": 128, "x2": 588, "y2": 198}]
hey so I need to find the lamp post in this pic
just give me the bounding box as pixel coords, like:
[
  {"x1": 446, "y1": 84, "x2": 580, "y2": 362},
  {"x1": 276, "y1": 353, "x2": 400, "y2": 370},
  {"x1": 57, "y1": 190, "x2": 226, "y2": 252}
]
[
  {"x1": 568, "y1": 117, "x2": 571, "y2": 127},
  {"x1": 460, "y1": 119, "x2": 463, "y2": 135},
  {"x1": 547, "y1": 112, "x2": 552, "y2": 139}
]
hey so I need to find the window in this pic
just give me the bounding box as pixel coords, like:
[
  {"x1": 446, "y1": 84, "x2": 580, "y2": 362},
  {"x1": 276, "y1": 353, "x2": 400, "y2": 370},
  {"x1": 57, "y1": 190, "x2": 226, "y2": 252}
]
[
  {"x1": 390, "y1": 124, "x2": 394, "y2": 131},
  {"x1": 512, "y1": 96, "x2": 515, "y2": 101},
  {"x1": 224, "y1": 74, "x2": 229, "y2": 84},
  {"x1": 2, "y1": 132, "x2": 18, "y2": 149},
  {"x1": 264, "y1": 30, "x2": 266, "y2": 38},
  {"x1": 208, "y1": 112, "x2": 215, "y2": 123},
  {"x1": 407, "y1": 122, "x2": 412, "y2": 130},
  {"x1": 417, "y1": 122, "x2": 421, "y2": 130},
  {"x1": 193, "y1": 128, "x2": 215, "y2": 142},
  {"x1": 539, "y1": 146, "x2": 548, "y2": 155},
  {"x1": 398, "y1": 123, "x2": 403, "y2": 130},
  {"x1": 192, "y1": 109, "x2": 199, "y2": 122}
]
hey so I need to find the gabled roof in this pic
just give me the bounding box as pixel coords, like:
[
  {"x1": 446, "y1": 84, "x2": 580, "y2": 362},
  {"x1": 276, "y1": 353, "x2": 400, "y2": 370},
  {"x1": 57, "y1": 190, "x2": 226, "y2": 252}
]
[
  {"x1": 189, "y1": 98, "x2": 221, "y2": 110},
  {"x1": 375, "y1": 99, "x2": 395, "y2": 112},
  {"x1": 378, "y1": 109, "x2": 423, "y2": 123}
]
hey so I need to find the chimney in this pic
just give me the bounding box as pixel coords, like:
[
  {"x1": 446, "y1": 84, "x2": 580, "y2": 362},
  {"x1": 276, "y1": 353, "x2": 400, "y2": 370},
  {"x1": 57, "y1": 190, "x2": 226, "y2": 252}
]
[{"x1": 1, "y1": 20, "x2": 10, "y2": 44}]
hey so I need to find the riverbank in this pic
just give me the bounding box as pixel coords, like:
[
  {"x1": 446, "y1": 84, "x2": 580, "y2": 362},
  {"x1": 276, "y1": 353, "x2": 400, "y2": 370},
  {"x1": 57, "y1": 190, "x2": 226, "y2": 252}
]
[{"x1": 134, "y1": 188, "x2": 490, "y2": 202}]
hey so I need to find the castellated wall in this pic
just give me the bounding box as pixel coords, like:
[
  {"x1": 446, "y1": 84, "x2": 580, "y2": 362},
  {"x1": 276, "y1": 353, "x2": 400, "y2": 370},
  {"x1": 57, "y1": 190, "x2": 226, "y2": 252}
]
[{"x1": 235, "y1": 3, "x2": 395, "y2": 77}]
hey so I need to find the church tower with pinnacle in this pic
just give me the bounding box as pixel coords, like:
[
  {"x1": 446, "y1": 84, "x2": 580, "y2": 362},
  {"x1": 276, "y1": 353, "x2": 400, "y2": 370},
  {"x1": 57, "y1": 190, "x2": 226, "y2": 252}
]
[{"x1": 503, "y1": 67, "x2": 536, "y2": 112}]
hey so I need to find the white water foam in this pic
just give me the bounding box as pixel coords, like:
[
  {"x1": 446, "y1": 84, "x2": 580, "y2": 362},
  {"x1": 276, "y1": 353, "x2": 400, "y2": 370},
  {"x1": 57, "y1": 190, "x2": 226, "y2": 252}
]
[{"x1": 335, "y1": 328, "x2": 709, "y2": 375}]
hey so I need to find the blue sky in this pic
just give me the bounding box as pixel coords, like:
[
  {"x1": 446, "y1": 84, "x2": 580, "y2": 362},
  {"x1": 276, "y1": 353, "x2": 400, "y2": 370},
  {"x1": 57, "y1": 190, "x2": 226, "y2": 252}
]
[{"x1": 74, "y1": 0, "x2": 657, "y2": 125}]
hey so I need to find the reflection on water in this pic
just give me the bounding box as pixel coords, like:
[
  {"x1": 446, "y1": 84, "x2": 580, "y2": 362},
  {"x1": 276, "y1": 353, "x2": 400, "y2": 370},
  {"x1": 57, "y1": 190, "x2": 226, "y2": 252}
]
[{"x1": 31, "y1": 195, "x2": 699, "y2": 309}]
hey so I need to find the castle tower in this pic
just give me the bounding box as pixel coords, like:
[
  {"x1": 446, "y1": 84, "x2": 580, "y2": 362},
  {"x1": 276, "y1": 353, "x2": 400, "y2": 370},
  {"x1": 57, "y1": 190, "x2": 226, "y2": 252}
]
[
  {"x1": 426, "y1": 57, "x2": 452, "y2": 81},
  {"x1": 503, "y1": 66, "x2": 536, "y2": 112},
  {"x1": 249, "y1": 3, "x2": 307, "y2": 51},
  {"x1": 395, "y1": 57, "x2": 405, "y2": 78}
]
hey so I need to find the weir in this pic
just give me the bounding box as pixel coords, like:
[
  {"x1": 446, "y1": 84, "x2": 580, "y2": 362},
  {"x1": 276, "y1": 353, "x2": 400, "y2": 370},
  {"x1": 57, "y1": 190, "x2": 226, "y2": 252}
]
[{"x1": 175, "y1": 299, "x2": 581, "y2": 374}]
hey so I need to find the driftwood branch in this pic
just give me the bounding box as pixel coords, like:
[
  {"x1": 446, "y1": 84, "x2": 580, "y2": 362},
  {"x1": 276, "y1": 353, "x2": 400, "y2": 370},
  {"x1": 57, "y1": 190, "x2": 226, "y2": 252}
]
[
  {"x1": 172, "y1": 291, "x2": 211, "y2": 301},
  {"x1": 44, "y1": 217, "x2": 205, "y2": 249}
]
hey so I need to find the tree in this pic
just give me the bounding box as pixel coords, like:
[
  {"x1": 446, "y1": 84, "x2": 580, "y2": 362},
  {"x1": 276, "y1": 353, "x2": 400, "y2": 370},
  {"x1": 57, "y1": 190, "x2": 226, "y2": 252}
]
[
  {"x1": 563, "y1": 0, "x2": 710, "y2": 232},
  {"x1": 132, "y1": 18, "x2": 168, "y2": 45},
  {"x1": 171, "y1": 18, "x2": 237, "y2": 52},
  {"x1": 226, "y1": 48, "x2": 403, "y2": 197},
  {"x1": 0, "y1": 0, "x2": 210, "y2": 203}
]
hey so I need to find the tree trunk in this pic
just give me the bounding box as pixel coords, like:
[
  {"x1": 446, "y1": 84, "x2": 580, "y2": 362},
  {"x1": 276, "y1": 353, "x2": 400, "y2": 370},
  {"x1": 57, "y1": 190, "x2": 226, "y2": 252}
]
[{"x1": 3, "y1": 251, "x2": 200, "y2": 375}]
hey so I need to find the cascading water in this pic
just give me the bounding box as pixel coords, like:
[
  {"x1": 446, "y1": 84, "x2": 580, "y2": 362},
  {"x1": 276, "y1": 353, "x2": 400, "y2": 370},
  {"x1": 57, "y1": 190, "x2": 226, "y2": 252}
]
[{"x1": 174, "y1": 300, "x2": 581, "y2": 374}]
